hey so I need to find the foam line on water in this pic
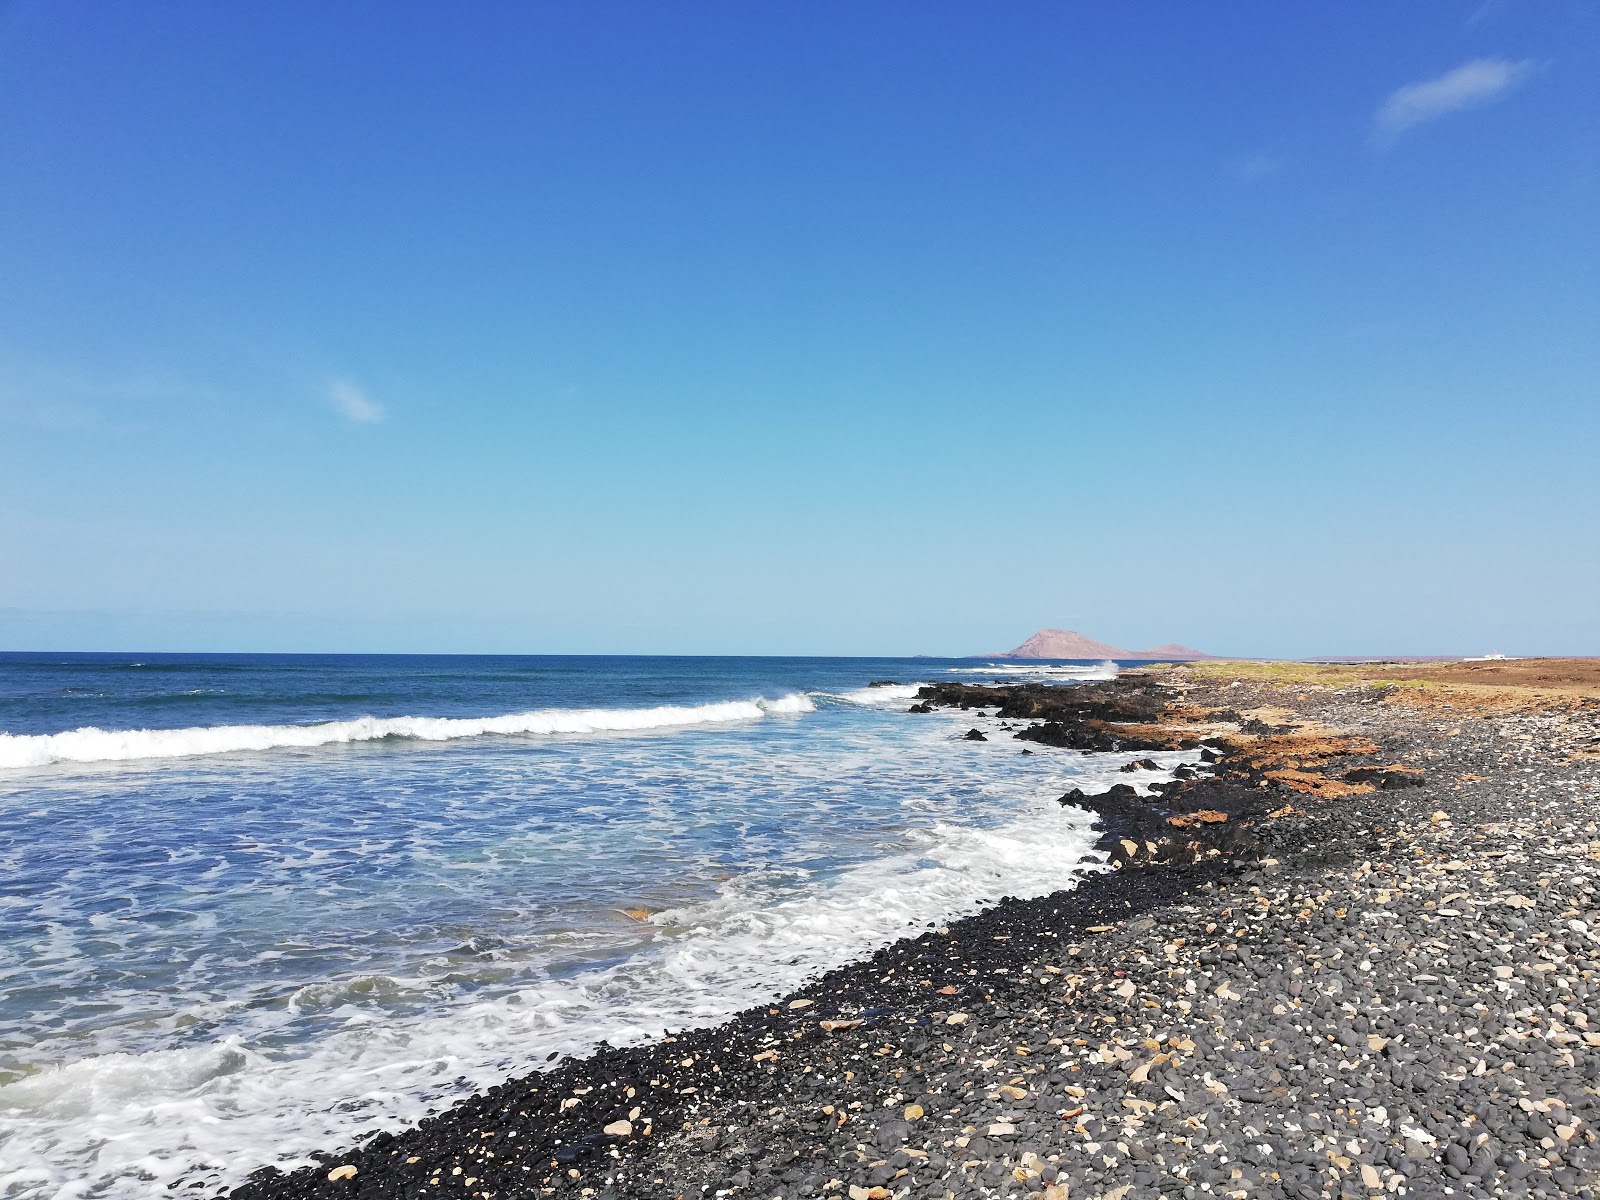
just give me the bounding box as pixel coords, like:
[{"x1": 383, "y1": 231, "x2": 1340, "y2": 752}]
[
  {"x1": 0, "y1": 691, "x2": 1210, "y2": 1198},
  {"x1": 0, "y1": 694, "x2": 816, "y2": 770},
  {"x1": 944, "y1": 661, "x2": 1118, "y2": 680},
  {"x1": 0, "y1": 786, "x2": 1107, "y2": 1199},
  {"x1": 822, "y1": 683, "x2": 927, "y2": 706}
]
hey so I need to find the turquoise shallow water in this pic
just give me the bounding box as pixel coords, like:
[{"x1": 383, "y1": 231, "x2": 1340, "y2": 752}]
[{"x1": 0, "y1": 653, "x2": 1157, "y2": 1198}]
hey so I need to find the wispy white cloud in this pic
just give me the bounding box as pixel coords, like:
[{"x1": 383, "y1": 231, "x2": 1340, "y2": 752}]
[
  {"x1": 0, "y1": 350, "x2": 216, "y2": 432},
  {"x1": 1465, "y1": 0, "x2": 1506, "y2": 29},
  {"x1": 328, "y1": 380, "x2": 384, "y2": 424},
  {"x1": 1226, "y1": 152, "x2": 1281, "y2": 183},
  {"x1": 1374, "y1": 58, "x2": 1532, "y2": 143}
]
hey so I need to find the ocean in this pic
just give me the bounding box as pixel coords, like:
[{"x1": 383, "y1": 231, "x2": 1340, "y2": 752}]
[{"x1": 0, "y1": 653, "x2": 1165, "y2": 1198}]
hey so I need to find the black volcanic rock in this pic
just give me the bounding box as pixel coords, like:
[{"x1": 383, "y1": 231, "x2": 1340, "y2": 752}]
[
  {"x1": 231, "y1": 671, "x2": 1551, "y2": 1200},
  {"x1": 913, "y1": 682, "x2": 1199, "y2": 752},
  {"x1": 1343, "y1": 765, "x2": 1427, "y2": 789}
]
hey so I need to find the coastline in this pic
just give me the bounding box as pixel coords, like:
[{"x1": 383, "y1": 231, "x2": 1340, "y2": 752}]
[{"x1": 232, "y1": 662, "x2": 1600, "y2": 1200}]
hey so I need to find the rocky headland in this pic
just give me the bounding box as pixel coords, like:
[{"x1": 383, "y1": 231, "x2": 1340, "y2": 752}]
[{"x1": 232, "y1": 661, "x2": 1600, "y2": 1200}]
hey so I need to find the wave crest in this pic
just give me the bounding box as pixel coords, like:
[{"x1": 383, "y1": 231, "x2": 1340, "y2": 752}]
[
  {"x1": 0, "y1": 694, "x2": 817, "y2": 770},
  {"x1": 944, "y1": 660, "x2": 1118, "y2": 681},
  {"x1": 827, "y1": 684, "x2": 926, "y2": 706}
]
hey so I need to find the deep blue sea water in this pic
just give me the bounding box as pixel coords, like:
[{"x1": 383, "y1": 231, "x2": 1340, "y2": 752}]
[{"x1": 0, "y1": 653, "x2": 1180, "y2": 1198}]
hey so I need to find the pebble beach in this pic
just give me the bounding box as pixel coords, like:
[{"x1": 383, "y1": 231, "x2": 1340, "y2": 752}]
[{"x1": 234, "y1": 661, "x2": 1600, "y2": 1200}]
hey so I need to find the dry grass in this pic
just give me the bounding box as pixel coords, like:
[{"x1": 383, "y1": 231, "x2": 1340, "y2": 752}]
[
  {"x1": 1261, "y1": 769, "x2": 1375, "y2": 799},
  {"x1": 1157, "y1": 658, "x2": 1600, "y2": 714},
  {"x1": 1166, "y1": 810, "x2": 1230, "y2": 828},
  {"x1": 1088, "y1": 722, "x2": 1200, "y2": 750},
  {"x1": 1234, "y1": 731, "x2": 1382, "y2": 770}
]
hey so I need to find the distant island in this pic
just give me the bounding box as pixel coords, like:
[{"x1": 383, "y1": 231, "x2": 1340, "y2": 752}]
[{"x1": 993, "y1": 628, "x2": 1217, "y2": 661}]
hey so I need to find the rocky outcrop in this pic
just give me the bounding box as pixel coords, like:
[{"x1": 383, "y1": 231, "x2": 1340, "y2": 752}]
[
  {"x1": 911, "y1": 677, "x2": 1421, "y2": 872},
  {"x1": 913, "y1": 681, "x2": 1199, "y2": 753}
]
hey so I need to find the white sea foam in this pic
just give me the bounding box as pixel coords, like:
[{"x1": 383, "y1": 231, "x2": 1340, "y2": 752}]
[
  {"x1": 0, "y1": 695, "x2": 816, "y2": 770},
  {"x1": 0, "y1": 698, "x2": 1211, "y2": 1199},
  {"x1": 945, "y1": 660, "x2": 1118, "y2": 681},
  {"x1": 828, "y1": 683, "x2": 926, "y2": 706},
  {"x1": 0, "y1": 686, "x2": 1207, "y2": 1199},
  {"x1": 756, "y1": 693, "x2": 816, "y2": 715},
  {"x1": 0, "y1": 786, "x2": 1104, "y2": 1199}
]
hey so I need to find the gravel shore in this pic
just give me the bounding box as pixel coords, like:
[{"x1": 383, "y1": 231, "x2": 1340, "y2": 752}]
[{"x1": 234, "y1": 666, "x2": 1600, "y2": 1200}]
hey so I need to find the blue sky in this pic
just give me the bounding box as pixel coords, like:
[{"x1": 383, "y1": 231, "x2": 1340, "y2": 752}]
[{"x1": 1, "y1": 2, "x2": 1595, "y2": 657}]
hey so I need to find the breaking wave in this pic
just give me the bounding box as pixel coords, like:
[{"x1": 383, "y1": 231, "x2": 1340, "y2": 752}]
[
  {"x1": 0, "y1": 789, "x2": 1105, "y2": 1198},
  {"x1": 944, "y1": 660, "x2": 1118, "y2": 681},
  {"x1": 0, "y1": 695, "x2": 816, "y2": 770},
  {"x1": 823, "y1": 683, "x2": 926, "y2": 706}
]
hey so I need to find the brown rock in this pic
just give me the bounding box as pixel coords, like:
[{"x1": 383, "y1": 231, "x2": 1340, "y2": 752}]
[{"x1": 1167, "y1": 810, "x2": 1228, "y2": 828}]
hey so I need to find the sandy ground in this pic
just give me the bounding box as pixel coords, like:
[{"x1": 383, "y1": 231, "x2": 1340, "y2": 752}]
[{"x1": 1174, "y1": 659, "x2": 1600, "y2": 716}]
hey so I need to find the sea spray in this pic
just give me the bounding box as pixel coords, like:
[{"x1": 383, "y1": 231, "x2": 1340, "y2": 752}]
[{"x1": 0, "y1": 652, "x2": 1160, "y2": 1199}]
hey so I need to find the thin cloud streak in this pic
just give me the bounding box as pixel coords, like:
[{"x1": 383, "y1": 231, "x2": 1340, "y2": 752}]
[
  {"x1": 1465, "y1": 0, "x2": 1506, "y2": 29},
  {"x1": 329, "y1": 380, "x2": 384, "y2": 424},
  {"x1": 1374, "y1": 58, "x2": 1532, "y2": 143},
  {"x1": 1226, "y1": 151, "x2": 1280, "y2": 183},
  {"x1": 0, "y1": 352, "x2": 219, "y2": 433}
]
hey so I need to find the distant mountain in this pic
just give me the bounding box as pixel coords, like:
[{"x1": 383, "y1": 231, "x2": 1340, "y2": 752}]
[
  {"x1": 997, "y1": 629, "x2": 1132, "y2": 659},
  {"x1": 994, "y1": 629, "x2": 1217, "y2": 661},
  {"x1": 1132, "y1": 643, "x2": 1218, "y2": 661}
]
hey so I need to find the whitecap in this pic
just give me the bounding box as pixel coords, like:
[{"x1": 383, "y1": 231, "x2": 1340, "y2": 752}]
[
  {"x1": 944, "y1": 660, "x2": 1118, "y2": 681},
  {"x1": 0, "y1": 694, "x2": 817, "y2": 771}
]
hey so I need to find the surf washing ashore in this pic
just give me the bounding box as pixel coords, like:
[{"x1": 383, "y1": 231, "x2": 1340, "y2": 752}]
[
  {"x1": 0, "y1": 653, "x2": 1120, "y2": 1197},
  {"x1": 218, "y1": 658, "x2": 1600, "y2": 1200},
  {"x1": 5, "y1": 657, "x2": 1600, "y2": 1199}
]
